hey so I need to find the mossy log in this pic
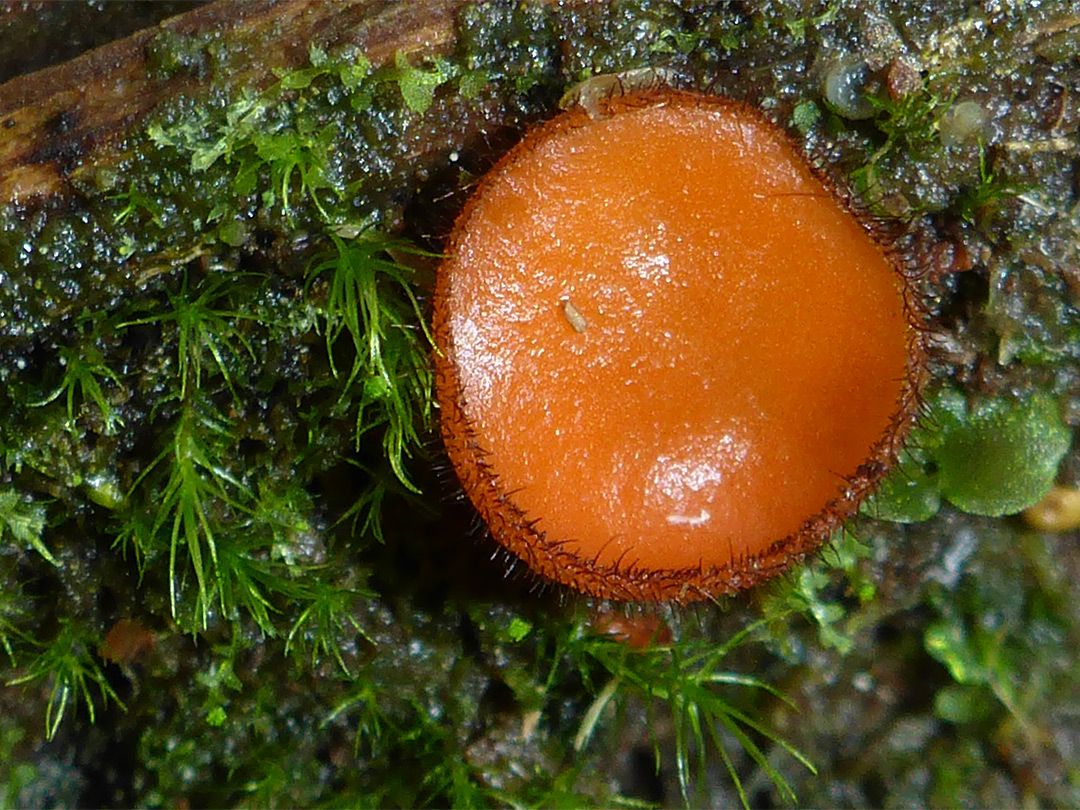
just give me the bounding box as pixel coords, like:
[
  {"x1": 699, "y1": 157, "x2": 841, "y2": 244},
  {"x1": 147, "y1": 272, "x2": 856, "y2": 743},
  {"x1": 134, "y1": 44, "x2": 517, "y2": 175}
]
[
  {"x1": 0, "y1": 0, "x2": 462, "y2": 203},
  {"x1": 0, "y1": 0, "x2": 486, "y2": 347},
  {"x1": 1, "y1": 3, "x2": 1078, "y2": 807}
]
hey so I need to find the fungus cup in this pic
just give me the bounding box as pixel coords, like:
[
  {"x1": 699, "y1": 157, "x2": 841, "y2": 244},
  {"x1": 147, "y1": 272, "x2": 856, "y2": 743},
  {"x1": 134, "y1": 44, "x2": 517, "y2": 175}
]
[{"x1": 433, "y1": 88, "x2": 926, "y2": 602}]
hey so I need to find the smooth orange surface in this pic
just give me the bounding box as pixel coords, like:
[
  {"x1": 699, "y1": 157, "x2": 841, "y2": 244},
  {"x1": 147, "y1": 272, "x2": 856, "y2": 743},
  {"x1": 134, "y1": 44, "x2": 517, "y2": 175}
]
[{"x1": 438, "y1": 92, "x2": 911, "y2": 575}]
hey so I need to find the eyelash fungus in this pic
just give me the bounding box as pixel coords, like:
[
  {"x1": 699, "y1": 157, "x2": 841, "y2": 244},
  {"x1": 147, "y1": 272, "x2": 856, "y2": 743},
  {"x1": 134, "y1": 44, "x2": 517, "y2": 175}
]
[{"x1": 433, "y1": 87, "x2": 928, "y2": 602}]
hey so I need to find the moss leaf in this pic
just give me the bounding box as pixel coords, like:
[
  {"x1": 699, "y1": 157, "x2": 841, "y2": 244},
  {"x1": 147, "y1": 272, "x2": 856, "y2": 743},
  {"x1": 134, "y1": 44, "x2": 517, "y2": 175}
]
[
  {"x1": 393, "y1": 51, "x2": 454, "y2": 114},
  {"x1": 935, "y1": 393, "x2": 1072, "y2": 517},
  {"x1": 0, "y1": 489, "x2": 57, "y2": 566},
  {"x1": 863, "y1": 447, "x2": 942, "y2": 523}
]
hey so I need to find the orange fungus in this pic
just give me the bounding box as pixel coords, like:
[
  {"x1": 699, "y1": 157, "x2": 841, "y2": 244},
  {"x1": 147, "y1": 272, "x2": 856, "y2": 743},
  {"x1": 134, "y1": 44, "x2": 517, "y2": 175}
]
[{"x1": 433, "y1": 89, "x2": 923, "y2": 601}]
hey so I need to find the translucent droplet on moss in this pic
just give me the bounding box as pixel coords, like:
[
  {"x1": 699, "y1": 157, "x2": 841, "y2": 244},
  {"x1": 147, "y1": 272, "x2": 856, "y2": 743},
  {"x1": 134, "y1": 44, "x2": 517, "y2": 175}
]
[{"x1": 822, "y1": 56, "x2": 876, "y2": 120}]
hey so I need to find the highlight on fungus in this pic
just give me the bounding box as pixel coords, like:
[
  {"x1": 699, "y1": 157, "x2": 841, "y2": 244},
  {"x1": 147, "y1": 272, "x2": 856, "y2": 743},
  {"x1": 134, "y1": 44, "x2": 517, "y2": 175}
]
[{"x1": 433, "y1": 87, "x2": 927, "y2": 602}]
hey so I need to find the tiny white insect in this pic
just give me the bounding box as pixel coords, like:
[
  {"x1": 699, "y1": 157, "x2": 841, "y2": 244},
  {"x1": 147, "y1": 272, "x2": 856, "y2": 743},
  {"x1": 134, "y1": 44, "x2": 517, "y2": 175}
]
[{"x1": 561, "y1": 299, "x2": 588, "y2": 333}]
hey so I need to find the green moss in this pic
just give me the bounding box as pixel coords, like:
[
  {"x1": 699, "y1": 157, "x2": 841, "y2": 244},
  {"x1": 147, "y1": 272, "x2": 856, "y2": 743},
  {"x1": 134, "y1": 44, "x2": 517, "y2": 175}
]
[
  {"x1": 0, "y1": 489, "x2": 53, "y2": 567},
  {"x1": 921, "y1": 525, "x2": 1078, "y2": 802},
  {"x1": 0, "y1": 563, "x2": 30, "y2": 665},
  {"x1": 0, "y1": 719, "x2": 38, "y2": 807},
  {"x1": 145, "y1": 27, "x2": 209, "y2": 81},
  {"x1": 2, "y1": 1, "x2": 1080, "y2": 807},
  {"x1": 304, "y1": 232, "x2": 434, "y2": 490},
  {"x1": 6, "y1": 620, "x2": 124, "y2": 740},
  {"x1": 955, "y1": 143, "x2": 1028, "y2": 225},
  {"x1": 934, "y1": 392, "x2": 1071, "y2": 517},
  {"x1": 387, "y1": 51, "x2": 458, "y2": 114},
  {"x1": 568, "y1": 619, "x2": 815, "y2": 806},
  {"x1": 762, "y1": 529, "x2": 883, "y2": 657},
  {"x1": 29, "y1": 338, "x2": 126, "y2": 438},
  {"x1": 861, "y1": 447, "x2": 941, "y2": 524},
  {"x1": 868, "y1": 387, "x2": 1072, "y2": 520}
]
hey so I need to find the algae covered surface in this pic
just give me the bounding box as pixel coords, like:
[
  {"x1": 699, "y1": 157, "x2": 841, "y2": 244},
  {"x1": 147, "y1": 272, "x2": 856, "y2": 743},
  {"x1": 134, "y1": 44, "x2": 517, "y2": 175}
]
[{"x1": 1, "y1": 1, "x2": 1079, "y2": 806}]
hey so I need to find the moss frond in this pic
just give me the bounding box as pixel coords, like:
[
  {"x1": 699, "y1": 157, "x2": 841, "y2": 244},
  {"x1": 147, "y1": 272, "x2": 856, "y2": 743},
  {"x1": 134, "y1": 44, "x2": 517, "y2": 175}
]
[
  {"x1": 246, "y1": 120, "x2": 340, "y2": 220},
  {"x1": 29, "y1": 344, "x2": 126, "y2": 435},
  {"x1": 338, "y1": 460, "x2": 434, "y2": 544},
  {"x1": 323, "y1": 678, "x2": 386, "y2": 757},
  {"x1": 122, "y1": 397, "x2": 256, "y2": 631},
  {"x1": 954, "y1": 142, "x2": 1027, "y2": 224},
  {"x1": 109, "y1": 180, "x2": 166, "y2": 227},
  {"x1": 120, "y1": 271, "x2": 256, "y2": 402},
  {"x1": 286, "y1": 578, "x2": 374, "y2": 675},
  {"x1": 6, "y1": 620, "x2": 125, "y2": 740},
  {"x1": 0, "y1": 489, "x2": 55, "y2": 568},
  {"x1": 305, "y1": 231, "x2": 436, "y2": 490},
  {"x1": 0, "y1": 572, "x2": 30, "y2": 666},
  {"x1": 567, "y1": 620, "x2": 814, "y2": 808},
  {"x1": 196, "y1": 650, "x2": 244, "y2": 727},
  {"x1": 163, "y1": 403, "x2": 248, "y2": 627},
  {"x1": 868, "y1": 85, "x2": 952, "y2": 160}
]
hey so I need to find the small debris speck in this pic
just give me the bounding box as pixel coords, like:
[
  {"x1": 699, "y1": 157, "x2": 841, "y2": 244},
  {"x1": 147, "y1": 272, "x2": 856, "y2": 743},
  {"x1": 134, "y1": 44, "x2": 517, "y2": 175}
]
[{"x1": 561, "y1": 299, "x2": 588, "y2": 333}]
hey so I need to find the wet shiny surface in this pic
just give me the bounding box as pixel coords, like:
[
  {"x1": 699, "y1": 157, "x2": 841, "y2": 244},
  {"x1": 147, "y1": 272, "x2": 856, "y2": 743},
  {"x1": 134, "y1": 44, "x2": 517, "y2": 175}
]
[{"x1": 439, "y1": 93, "x2": 910, "y2": 573}]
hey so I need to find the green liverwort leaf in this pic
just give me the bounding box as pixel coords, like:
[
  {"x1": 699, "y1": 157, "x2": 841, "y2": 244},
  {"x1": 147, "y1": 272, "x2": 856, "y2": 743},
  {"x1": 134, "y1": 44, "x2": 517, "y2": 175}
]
[
  {"x1": 277, "y1": 67, "x2": 320, "y2": 90},
  {"x1": 935, "y1": 392, "x2": 1071, "y2": 517},
  {"x1": 924, "y1": 618, "x2": 982, "y2": 684},
  {"x1": 308, "y1": 43, "x2": 328, "y2": 68},
  {"x1": 863, "y1": 443, "x2": 942, "y2": 524},
  {"x1": 458, "y1": 69, "x2": 490, "y2": 100},
  {"x1": 791, "y1": 100, "x2": 822, "y2": 134},
  {"x1": 339, "y1": 56, "x2": 371, "y2": 90},
  {"x1": 506, "y1": 617, "x2": 533, "y2": 643},
  {"x1": 393, "y1": 51, "x2": 454, "y2": 114}
]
